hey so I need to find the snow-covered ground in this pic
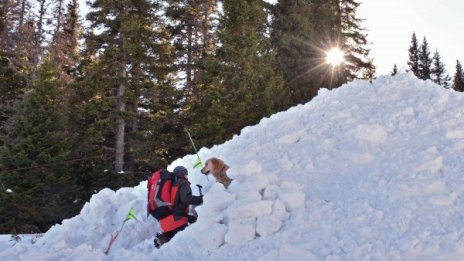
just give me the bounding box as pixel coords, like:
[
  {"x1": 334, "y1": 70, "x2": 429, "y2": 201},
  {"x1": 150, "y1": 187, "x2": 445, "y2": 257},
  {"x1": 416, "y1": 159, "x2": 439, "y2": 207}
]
[{"x1": 2, "y1": 72, "x2": 464, "y2": 260}]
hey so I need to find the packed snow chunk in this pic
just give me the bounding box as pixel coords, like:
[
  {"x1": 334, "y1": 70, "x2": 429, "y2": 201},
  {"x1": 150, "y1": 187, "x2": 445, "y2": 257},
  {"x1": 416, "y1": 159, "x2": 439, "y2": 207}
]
[
  {"x1": 234, "y1": 189, "x2": 263, "y2": 201},
  {"x1": 228, "y1": 175, "x2": 270, "y2": 201},
  {"x1": 263, "y1": 184, "x2": 281, "y2": 200},
  {"x1": 232, "y1": 160, "x2": 263, "y2": 179},
  {"x1": 62, "y1": 244, "x2": 105, "y2": 261},
  {"x1": 279, "y1": 130, "x2": 306, "y2": 145},
  {"x1": 414, "y1": 156, "x2": 443, "y2": 174},
  {"x1": 278, "y1": 181, "x2": 306, "y2": 211},
  {"x1": 348, "y1": 152, "x2": 374, "y2": 164},
  {"x1": 393, "y1": 179, "x2": 450, "y2": 199},
  {"x1": 225, "y1": 200, "x2": 273, "y2": 219},
  {"x1": 179, "y1": 222, "x2": 227, "y2": 250},
  {"x1": 277, "y1": 244, "x2": 319, "y2": 261},
  {"x1": 446, "y1": 128, "x2": 464, "y2": 139},
  {"x1": 203, "y1": 183, "x2": 236, "y2": 211},
  {"x1": 258, "y1": 251, "x2": 279, "y2": 261},
  {"x1": 402, "y1": 106, "x2": 415, "y2": 116},
  {"x1": 272, "y1": 200, "x2": 290, "y2": 221},
  {"x1": 349, "y1": 124, "x2": 388, "y2": 144},
  {"x1": 256, "y1": 215, "x2": 282, "y2": 237},
  {"x1": 247, "y1": 173, "x2": 271, "y2": 192},
  {"x1": 224, "y1": 218, "x2": 256, "y2": 245}
]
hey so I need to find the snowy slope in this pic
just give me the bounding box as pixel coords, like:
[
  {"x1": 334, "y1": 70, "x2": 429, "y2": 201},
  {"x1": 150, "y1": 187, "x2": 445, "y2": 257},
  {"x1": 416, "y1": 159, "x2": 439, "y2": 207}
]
[{"x1": 2, "y1": 72, "x2": 464, "y2": 260}]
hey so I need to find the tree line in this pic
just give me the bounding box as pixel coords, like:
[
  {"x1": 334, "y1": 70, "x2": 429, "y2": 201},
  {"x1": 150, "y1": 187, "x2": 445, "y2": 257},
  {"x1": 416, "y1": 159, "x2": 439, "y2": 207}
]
[
  {"x1": 393, "y1": 32, "x2": 464, "y2": 91},
  {"x1": 0, "y1": 0, "x2": 372, "y2": 233}
]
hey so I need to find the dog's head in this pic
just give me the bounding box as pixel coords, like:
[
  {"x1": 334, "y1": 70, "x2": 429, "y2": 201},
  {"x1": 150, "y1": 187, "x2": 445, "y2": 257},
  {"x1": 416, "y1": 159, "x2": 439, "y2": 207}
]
[{"x1": 201, "y1": 157, "x2": 227, "y2": 175}]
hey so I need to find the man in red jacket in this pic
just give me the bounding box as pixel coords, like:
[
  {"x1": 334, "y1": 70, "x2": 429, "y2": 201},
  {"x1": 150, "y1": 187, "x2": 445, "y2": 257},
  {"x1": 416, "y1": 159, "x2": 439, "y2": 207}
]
[{"x1": 155, "y1": 166, "x2": 203, "y2": 248}]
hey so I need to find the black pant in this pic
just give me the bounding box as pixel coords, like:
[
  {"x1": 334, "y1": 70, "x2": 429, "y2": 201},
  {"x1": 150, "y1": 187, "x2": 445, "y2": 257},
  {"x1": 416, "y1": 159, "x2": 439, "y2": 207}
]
[{"x1": 162, "y1": 224, "x2": 187, "y2": 242}]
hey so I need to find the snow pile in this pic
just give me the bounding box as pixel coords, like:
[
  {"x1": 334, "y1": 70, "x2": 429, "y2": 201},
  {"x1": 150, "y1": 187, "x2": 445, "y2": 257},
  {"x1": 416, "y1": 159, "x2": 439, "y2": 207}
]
[{"x1": 2, "y1": 72, "x2": 464, "y2": 260}]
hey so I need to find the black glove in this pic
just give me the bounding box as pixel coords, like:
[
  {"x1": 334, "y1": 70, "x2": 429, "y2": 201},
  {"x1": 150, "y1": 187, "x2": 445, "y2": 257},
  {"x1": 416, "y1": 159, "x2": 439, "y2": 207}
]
[
  {"x1": 188, "y1": 214, "x2": 197, "y2": 224},
  {"x1": 194, "y1": 195, "x2": 203, "y2": 205}
]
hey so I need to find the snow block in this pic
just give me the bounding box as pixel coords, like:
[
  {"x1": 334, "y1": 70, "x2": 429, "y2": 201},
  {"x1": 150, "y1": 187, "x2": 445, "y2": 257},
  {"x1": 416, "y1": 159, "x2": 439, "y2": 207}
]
[
  {"x1": 234, "y1": 160, "x2": 263, "y2": 178},
  {"x1": 224, "y1": 218, "x2": 256, "y2": 245},
  {"x1": 226, "y1": 200, "x2": 273, "y2": 219},
  {"x1": 263, "y1": 185, "x2": 281, "y2": 200},
  {"x1": 272, "y1": 200, "x2": 290, "y2": 221},
  {"x1": 247, "y1": 173, "x2": 270, "y2": 192},
  {"x1": 204, "y1": 183, "x2": 236, "y2": 211},
  {"x1": 278, "y1": 182, "x2": 305, "y2": 211},
  {"x1": 188, "y1": 223, "x2": 228, "y2": 250},
  {"x1": 256, "y1": 216, "x2": 282, "y2": 237}
]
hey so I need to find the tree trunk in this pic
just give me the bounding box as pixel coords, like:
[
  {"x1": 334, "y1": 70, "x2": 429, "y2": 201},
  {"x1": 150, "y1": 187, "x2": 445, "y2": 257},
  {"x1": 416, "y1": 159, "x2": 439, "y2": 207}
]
[
  {"x1": 115, "y1": 69, "x2": 126, "y2": 173},
  {"x1": 115, "y1": 21, "x2": 128, "y2": 173},
  {"x1": 19, "y1": 0, "x2": 27, "y2": 28},
  {"x1": 186, "y1": 23, "x2": 193, "y2": 95},
  {"x1": 126, "y1": 64, "x2": 141, "y2": 174},
  {"x1": 54, "y1": 0, "x2": 64, "y2": 36},
  {"x1": 32, "y1": 0, "x2": 46, "y2": 80}
]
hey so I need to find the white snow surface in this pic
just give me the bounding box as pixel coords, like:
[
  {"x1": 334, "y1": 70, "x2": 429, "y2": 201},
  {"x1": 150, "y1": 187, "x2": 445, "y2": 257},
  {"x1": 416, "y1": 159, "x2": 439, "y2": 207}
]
[{"x1": 2, "y1": 72, "x2": 464, "y2": 260}]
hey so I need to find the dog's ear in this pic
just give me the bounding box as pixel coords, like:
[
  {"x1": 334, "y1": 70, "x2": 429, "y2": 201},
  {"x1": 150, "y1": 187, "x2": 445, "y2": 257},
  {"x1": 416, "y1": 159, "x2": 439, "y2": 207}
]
[
  {"x1": 210, "y1": 158, "x2": 220, "y2": 168},
  {"x1": 214, "y1": 158, "x2": 226, "y2": 170}
]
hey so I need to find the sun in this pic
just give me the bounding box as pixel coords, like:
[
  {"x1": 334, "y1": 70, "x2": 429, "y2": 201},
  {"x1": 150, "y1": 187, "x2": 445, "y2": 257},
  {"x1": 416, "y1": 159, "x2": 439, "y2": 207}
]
[{"x1": 326, "y1": 47, "x2": 344, "y2": 66}]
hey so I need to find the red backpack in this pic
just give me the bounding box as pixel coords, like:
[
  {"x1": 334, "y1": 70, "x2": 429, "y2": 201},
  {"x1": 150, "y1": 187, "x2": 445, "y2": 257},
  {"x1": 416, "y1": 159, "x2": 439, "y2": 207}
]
[{"x1": 147, "y1": 169, "x2": 179, "y2": 221}]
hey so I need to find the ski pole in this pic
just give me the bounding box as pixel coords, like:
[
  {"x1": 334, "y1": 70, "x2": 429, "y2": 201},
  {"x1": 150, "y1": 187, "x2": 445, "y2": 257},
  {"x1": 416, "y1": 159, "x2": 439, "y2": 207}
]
[
  {"x1": 104, "y1": 220, "x2": 127, "y2": 255},
  {"x1": 186, "y1": 130, "x2": 209, "y2": 181},
  {"x1": 104, "y1": 208, "x2": 137, "y2": 255},
  {"x1": 186, "y1": 130, "x2": 202, "y2": 166}
]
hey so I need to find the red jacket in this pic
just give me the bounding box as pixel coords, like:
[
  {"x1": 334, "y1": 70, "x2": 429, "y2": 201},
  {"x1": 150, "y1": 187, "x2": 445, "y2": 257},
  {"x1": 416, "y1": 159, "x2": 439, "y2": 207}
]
[{"x1": 159, "y1": 176, "x2": 202, "y2": 232}]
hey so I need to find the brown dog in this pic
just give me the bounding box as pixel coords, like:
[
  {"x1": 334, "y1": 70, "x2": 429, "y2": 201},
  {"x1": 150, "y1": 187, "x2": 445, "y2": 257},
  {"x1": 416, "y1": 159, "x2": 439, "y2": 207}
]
[{"x1": 201, "y1": 157, "x2": 233, "y2": 188}]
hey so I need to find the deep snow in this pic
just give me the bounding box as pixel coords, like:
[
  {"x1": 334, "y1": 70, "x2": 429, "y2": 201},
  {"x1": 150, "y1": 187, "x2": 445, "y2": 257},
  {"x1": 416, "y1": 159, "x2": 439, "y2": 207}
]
[{"x1": 2, "y1": 72, "x2": 464, "y2": 260}]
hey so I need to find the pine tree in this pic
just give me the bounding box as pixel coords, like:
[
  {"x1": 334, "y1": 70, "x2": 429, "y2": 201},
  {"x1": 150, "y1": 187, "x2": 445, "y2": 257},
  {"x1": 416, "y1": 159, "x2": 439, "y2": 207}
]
[
  {"x1": 0, "y1": 57, "x2": 27, "y2": 147},
  {"x1": 362, "y1": 58, "x2": 376, "y2": 83},
  {"x1": 442, "y1": 74, "x2": 451, "y2": 89},
  {"x1": 391, "y1": 64, "x2": 398, "y2": 76},
  {"x1": 194, "y1": 0, "x2": 286, "y2": 145},
  {"x1": 307, "y1": 0, "x2": 340, "y2": 88},
  {"x1": 31, "y1": 0, "x2": 48, "y2": 79},
  {"x1": 271, "y1": 0, "x2": 372, "y2": 104},
  {"x1": 16, "y1": 0, "x2": 31, "y2": 29},
  {"x1": 0, "y1": 61, "x2": 80, "y2": 233},
  {"x1": 76, "y1": 0, "x2": 175, "y2": 173},
  {"x1": 452, "y1": 60, "x2": 464, "y2": 92},
  {"x1": 0, "y1": 0, "x2": 15, "y2": 52},
  {"x1": 0, "y1": 1, "x2": 29, "y2": 146},
  {"x1": 338, "y1": 0, "x2": 372, "y2": 81},
  {"x1": 418, "y1": 37, "x2": 432, "y2": 80},
  {"x1": 165, "y1": 0, "x2": 218, "y2": 103},
  {"x1": 1, "y1": 0, "x2": 32, "y2": 43},
  {"x1": 49, "y1": 0, "x2": 82, "y2": 84},
  {"x1": 431, "y1": 50, "x2": 449, "y2": 87},
  {"x1": 407, "y1": 32, "x2": 419, "y2": 77},
  {"x1": 3, "y1": 0, "x2": 36, "y2": 81},
  {"x1": 52, "y1": 0, "x2": 66, "y2": 35},
  {"x1": 271, "y1": 0, "x2": 315, "y2": 104}
]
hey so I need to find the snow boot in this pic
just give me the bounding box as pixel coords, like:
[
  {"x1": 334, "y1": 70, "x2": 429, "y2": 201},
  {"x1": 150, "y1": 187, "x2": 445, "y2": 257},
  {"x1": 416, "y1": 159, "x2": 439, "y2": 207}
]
[{"x1": 154, "y1": 232, "x2": 169, "y2": 248}]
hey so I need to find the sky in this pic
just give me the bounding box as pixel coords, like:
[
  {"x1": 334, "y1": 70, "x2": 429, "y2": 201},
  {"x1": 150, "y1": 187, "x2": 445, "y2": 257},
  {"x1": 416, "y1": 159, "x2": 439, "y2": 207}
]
[
  {"x1": 263, "y1": 0, "x2": 464, "y2": 76},
  {"x1": 357, "y1": 0, "x2": 464, "y2": 76},
  {"x1": 77, "y1": 0, "x2": 463, "y2": 76},
  {"x1": 2, "y1": 72, "x2": 464, "y2": 260}
]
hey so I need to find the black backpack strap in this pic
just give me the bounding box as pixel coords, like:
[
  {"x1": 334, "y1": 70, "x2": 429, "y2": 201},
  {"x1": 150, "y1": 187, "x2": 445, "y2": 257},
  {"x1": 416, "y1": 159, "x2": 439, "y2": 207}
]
[{"x1": 155, "y1": 170, "x2": 172, "y2": 200}]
